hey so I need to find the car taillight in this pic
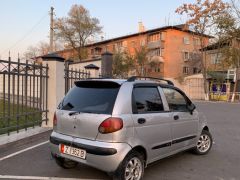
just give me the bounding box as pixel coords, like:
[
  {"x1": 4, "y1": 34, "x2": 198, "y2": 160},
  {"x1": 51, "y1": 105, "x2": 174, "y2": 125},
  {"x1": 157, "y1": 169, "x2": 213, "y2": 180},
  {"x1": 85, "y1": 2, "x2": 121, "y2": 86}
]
[
  {"x1": 53, "y1": 112, "x2": 57, "y2": 126},
  {"x1": 98, "y1": 117, "x2": 123, "y2": 134}
]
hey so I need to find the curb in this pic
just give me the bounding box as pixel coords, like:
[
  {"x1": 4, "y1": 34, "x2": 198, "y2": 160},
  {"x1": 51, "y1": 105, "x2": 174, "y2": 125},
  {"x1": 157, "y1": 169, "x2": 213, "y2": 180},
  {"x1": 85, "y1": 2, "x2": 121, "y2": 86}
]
[{"x1": 0, "y1": 127, "x2": 52, "y2": 147}]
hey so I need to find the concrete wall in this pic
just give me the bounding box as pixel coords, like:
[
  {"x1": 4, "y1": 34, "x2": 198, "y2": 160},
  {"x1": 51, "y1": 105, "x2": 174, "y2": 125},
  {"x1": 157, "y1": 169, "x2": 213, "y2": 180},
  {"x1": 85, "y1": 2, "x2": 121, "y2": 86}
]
[
  {"x1": 183, "y1": 74, "x2": 205, "y2": 100},
  {"x1": 69, "y1": 59, "x2": 101, "y2": 77}
]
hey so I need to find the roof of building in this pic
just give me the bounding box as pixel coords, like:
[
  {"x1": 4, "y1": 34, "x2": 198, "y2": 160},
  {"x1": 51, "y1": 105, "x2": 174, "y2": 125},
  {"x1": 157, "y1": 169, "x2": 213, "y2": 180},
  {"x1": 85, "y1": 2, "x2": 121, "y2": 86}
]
[{"x1": 56, "y1": 24, "x2": 213, "y2": 54}]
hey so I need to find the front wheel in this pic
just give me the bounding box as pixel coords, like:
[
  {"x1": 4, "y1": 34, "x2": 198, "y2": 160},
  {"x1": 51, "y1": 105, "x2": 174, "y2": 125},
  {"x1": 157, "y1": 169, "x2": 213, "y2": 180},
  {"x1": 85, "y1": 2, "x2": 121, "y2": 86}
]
[
  {"x1": 193, "y1": 130, "x2": 213, "y2": 155},
  {"x1": 113, "y1": 151, "x2": 144, "y2": 180}
]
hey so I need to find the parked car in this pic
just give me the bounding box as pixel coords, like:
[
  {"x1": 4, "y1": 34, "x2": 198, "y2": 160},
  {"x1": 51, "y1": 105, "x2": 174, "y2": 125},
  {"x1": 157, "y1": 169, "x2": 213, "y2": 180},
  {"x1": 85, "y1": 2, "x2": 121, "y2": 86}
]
[{"x1": 50, "y1": 76, "x2": 213, "y2": 180}]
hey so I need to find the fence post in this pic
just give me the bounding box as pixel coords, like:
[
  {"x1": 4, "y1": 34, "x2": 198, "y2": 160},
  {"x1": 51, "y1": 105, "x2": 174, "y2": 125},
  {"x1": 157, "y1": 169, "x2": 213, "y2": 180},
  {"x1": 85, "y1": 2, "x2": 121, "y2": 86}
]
[{"x1": 41, "y1": 53, "x2": 65, "y2": 127}]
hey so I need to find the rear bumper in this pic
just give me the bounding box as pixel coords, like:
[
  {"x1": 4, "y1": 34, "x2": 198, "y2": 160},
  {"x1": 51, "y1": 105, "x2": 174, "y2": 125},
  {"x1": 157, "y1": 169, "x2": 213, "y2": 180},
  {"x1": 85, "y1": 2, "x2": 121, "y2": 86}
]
[{"x1": 50, "y1": 131, "x2": 132, "y2": 172}]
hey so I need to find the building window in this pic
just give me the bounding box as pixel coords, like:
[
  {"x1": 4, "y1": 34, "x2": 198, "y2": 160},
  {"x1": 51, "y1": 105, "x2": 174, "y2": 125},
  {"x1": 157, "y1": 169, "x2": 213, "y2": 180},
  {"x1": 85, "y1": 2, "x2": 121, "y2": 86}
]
[
  {"x1": 91, "y1": 49, "x2": 94, "y2": 55},
  {"x1": 131, "y1": 41, "x2": 136, "y2": 47},
  {"x1": 140, "y1": 40, "x2": 146, "y2": 46},
  {"x1": 154, "y1": 67, "x2": 160, "y2": 72},
  {"x1": 193, "y1": 67, "x2": 198, "y2": 74},
  {"x1": 91, "y1": 47, "x2": 102, "y2": 56},
  {"x1": 148, "y1": 33, "x2": 161, "y2": 42},
  {"x1": 211, "y1": 53, "x2": 222, "y2": 64},
  {"x1": 149, "y1": 48, "x2": 163, "y2": 57},
  {"x1": 160, "y1": 32, "x2": 165, "y2": 41},
  {"x1": 183, "y1": 51, "x2": 190, "y2": 61},
  {"x1": 95, "y1": 47, "x2": 102, "y2": 55},
  {"x1": 116, "y1": 41, "x2": 123, "y2": 48},
  {"x1": 183, "y1": 67, "x2": 190, "y2": 74},
  {"x1": 114, "y1": 41, "x2": 123, "y2": 51},
  {"x1": 194, "y1": 37, "x2": 201, "y2": 46},
  {"x1": 183, "y1": 37, "x2": 190, "y2": 45},
  {"x1": 104, "y1": 45, "x2": 108, "y2": 52}
]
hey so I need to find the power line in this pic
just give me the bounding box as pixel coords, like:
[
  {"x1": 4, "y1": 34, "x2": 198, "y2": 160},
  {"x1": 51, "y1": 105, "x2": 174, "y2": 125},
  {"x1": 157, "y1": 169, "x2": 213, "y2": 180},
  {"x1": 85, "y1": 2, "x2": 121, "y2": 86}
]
[{"x1": 0, "y1": 12, "x2": 49, "y2": 57}]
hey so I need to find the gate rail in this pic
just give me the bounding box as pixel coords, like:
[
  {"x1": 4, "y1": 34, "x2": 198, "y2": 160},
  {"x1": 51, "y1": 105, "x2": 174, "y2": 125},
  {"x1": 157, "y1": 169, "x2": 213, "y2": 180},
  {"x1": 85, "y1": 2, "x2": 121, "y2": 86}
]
[
  {"x1": 64, "y1": 62, "x2": 90, "y2": 94},
  {"x1": 0, "y1": 58, "x2": 49, "y2": 135}
]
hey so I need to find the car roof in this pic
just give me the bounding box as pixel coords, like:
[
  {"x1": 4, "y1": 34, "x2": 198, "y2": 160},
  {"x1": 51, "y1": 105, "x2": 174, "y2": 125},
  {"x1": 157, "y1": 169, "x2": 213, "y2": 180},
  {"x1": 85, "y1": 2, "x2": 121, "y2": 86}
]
[{"x1": 80, "y1": 78, "x2": 174, "y2": 88}]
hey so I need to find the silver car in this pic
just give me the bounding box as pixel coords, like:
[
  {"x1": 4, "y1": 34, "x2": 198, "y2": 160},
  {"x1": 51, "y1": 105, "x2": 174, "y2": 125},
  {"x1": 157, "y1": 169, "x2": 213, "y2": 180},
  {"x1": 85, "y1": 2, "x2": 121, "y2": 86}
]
[{"x1": 50, "y1": 77, "x2": 213, "y2": 180}]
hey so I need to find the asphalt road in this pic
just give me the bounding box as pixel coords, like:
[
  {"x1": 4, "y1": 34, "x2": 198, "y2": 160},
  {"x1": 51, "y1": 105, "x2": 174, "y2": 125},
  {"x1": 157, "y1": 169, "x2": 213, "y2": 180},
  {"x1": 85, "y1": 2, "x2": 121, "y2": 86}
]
[{"x1": 0, "y1": 102, "x2": 239, "y2": 180}]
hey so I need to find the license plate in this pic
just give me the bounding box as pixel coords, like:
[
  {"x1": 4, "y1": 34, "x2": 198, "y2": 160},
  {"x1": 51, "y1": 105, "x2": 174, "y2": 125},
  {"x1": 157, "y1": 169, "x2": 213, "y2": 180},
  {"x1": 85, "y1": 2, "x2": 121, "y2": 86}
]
[{"x1": 60, "y1": 144, "x2": 86, "y2": 159}]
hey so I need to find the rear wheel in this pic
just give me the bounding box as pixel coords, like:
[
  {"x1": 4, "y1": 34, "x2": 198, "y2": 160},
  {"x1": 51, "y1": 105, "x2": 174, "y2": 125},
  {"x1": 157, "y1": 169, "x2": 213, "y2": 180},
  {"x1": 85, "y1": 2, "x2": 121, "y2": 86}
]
[
  {"x1": 113, "y1": 151, "x2": 144, "y2": 180},
  {"x1": 193, "y1": 130, "x2": 212, "y2": 155},
  {"x1": 54, "y1": 156, "x2": 78, "y2": 169}
]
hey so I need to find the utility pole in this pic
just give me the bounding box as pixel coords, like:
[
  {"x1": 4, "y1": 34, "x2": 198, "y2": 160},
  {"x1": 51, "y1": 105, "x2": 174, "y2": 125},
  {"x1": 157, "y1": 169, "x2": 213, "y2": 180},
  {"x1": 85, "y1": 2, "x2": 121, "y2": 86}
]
[{"x1": 50, "y1": 6, "x2": 54, "y2": 53}]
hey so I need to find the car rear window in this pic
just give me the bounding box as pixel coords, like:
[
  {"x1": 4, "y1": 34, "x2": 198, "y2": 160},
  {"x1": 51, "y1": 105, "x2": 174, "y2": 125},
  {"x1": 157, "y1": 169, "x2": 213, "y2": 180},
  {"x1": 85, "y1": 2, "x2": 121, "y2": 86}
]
[{"x1": 58, "y1": 81, "x2": 120, "y2": 114}]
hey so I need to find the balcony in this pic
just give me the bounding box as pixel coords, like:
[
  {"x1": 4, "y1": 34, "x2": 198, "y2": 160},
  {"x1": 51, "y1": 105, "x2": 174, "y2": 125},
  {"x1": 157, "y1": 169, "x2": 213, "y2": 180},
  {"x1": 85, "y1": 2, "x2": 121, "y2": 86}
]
[{"x1": 147, "y1": 40, "x2": 164, "y2": 49}]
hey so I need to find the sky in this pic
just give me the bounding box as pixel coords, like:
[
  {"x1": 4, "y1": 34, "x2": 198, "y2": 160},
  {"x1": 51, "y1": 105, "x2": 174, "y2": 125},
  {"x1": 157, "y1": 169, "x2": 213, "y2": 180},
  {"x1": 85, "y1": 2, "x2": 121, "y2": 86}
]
[{"x1": 0, "y1": 0, "x2": 195, "y2": 60}]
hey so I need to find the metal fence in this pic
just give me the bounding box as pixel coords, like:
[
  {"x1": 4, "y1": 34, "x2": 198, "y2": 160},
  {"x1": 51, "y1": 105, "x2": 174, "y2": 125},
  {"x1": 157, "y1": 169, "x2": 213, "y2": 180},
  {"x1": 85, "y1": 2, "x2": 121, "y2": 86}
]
[
  {"x1": 0, "y1": 58, "x2": 49, "y2": 135},
  {"x1": 64, "y1": 62, "x2": 90, "y2": 94}
]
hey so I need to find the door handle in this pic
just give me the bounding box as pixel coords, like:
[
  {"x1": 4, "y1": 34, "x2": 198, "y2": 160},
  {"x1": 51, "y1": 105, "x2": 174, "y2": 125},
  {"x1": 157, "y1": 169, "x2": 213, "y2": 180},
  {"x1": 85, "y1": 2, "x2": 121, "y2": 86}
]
[
  {"x1": 173, "y1": 115, "x2": 179, "y2": 120},
  {"x1": 138, "y1": 118, "x2": 146, "y2": 124}
]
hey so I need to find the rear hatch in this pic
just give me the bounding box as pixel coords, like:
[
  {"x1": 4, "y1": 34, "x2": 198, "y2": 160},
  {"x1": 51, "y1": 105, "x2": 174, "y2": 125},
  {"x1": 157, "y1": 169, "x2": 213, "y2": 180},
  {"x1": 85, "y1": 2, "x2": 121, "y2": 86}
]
[{"x1": 56, "y1": 80, "x2": 121, "y2": 140}]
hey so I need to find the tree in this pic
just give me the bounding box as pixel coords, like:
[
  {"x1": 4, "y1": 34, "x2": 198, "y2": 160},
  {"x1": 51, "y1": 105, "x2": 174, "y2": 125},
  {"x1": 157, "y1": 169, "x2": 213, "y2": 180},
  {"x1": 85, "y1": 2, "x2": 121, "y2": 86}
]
[
  {"x1": 55, "y1": 4, "x2": 102, "y2": 61},
  {"x1": 134, "y1": 46, "x2": 149, "y2": 76},
  {"x1": 23, "y1": 41, "x2": 62, "y2": 60},
  {"x1": 214, "y1": 10, "x2": 240, "y2": 101},
  {"x1": 176, "y1": 0, "x2": 229, "y2": 100},
  {"x1": 112, "y1": 50, "x2": 134, "y2": 78},
  {"x1": 112, "y1": 46, "x2": 159, "y2": 78},
  {"x1": 23, "y1": 46, "x2": 39, "y2": 60}
]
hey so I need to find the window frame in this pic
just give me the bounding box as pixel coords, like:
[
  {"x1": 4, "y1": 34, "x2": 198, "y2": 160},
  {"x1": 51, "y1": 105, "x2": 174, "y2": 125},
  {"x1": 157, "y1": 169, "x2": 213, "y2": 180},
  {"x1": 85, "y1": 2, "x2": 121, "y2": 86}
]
[
  {"x1": 183, "y1": 66, "x2": 190, "y2": 74},
  {"x1": 183, "y1": 36, "x2": 190, "y2": 45},
  {"x1": 161, "y1": 85, "x2": 193, "y2": 113},
  {"x1": 183, "y1": 51, "x2": 190, "y2": 61},
  {"x1": 132, "y1": 84, "x2": 165, "y2": 114}
]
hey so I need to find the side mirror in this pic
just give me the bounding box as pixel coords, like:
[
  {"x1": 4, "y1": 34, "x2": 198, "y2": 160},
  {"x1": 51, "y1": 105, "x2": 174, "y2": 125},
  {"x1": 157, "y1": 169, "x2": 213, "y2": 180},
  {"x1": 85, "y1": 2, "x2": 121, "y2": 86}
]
[{"x1": 187, "y1": 103, "x2": 196, "y2": 115}]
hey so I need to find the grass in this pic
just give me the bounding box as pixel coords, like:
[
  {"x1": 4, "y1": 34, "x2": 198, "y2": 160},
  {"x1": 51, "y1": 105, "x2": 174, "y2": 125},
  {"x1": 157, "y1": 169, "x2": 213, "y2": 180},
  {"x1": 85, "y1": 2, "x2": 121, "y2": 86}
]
[{"x1": 0, "y1": 100, "x2": 42, "y2": 135}]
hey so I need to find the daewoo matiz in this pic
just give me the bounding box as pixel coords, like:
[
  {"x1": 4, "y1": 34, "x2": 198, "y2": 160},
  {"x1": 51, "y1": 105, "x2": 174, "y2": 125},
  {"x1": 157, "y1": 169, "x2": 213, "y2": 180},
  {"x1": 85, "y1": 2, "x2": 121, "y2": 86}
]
[{"x1": 50, "y1": 76, "x2": 213, "y2": 180}]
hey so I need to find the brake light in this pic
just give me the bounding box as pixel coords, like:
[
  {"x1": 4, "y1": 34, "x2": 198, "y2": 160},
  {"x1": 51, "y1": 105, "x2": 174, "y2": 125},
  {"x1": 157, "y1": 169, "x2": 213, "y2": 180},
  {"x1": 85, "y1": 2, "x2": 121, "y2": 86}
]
[
  {"x1": 98, "y1": 117, "x2": 123, "y2": 134},
  {"x1": 53, "y1": 112, "x2": 57, "y2": 126}
]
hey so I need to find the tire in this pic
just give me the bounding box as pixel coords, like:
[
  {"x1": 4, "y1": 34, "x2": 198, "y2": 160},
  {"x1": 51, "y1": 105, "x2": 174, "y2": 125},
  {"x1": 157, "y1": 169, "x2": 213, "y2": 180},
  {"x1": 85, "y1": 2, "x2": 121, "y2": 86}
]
[
  {"x1": 193, "y1": 130, "x2": 213, "y2": 155},
  {"x1": 54, "y1": 156, "x2": 78, "y2": 169},
  {"x1": 113, "y1": 151, "x2": 145, "y2": 180}
]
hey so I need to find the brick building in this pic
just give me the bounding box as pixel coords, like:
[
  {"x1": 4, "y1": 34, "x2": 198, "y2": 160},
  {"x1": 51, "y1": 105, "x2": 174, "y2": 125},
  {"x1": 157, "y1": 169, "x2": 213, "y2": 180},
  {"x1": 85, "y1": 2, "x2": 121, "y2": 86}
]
[{"x1": 57, "y1": 24, "x2": 211, "y2": 79}]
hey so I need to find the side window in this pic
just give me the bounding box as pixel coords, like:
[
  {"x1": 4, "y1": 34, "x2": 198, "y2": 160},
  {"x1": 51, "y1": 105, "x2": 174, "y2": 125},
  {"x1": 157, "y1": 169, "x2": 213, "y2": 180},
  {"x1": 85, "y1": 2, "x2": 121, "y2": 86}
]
[
  {"x1": 162, "y1": 88, "x2": 188, "y2": 112},
  {"x1": 133, "y1": 87, "x2": 164, "y2": 113}
]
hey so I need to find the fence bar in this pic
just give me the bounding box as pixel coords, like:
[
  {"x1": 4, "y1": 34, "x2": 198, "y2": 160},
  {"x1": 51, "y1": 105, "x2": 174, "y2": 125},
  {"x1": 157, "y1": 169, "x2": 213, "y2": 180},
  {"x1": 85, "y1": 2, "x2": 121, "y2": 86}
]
[
  {"x1": 7, "y1": 56, "x2": 11, "y2": 135},
  {"x1": 3, "y1": 73, "x2": 6, "y2": 131},
  {"x1": 33, "y1": 62, "x2": 36, "y2": 128},
  {"x1": 16, "y1": 58, "x2": 20, "y2": 133},
  {"x1": 45, "y1": 64, "x2": 49, "y2": 125},
  {"x1": 24, "y1": 60, "x2": 28, "y2": 131},
  {"x1": 64, "y1": 63, "x2": 94, "y2": 93}
]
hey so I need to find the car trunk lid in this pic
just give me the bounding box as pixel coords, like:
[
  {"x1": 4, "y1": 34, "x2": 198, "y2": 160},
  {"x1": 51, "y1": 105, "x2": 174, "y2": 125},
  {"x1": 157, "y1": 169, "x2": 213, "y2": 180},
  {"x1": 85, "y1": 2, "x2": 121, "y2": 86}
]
[{"x1": 55, "y1": 80, "x2": 120, "y2": 140}]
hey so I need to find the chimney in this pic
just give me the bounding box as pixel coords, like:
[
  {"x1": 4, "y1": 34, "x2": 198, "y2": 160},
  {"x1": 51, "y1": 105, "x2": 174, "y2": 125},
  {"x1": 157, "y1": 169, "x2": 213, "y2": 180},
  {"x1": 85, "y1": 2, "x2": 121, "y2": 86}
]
[{"x1": 138, "y1": 22, "x2": 145, "y2": 33}]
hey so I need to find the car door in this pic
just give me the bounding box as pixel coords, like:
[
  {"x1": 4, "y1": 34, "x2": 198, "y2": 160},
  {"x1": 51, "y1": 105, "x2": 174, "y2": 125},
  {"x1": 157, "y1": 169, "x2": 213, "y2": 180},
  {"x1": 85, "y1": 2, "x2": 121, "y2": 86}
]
[
  {"x1": 162, "y1": 87, "x2": 199, "y2": 152},
  {"x1": 131, "y1": 84, "x2": 172, "y2": 162}
]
